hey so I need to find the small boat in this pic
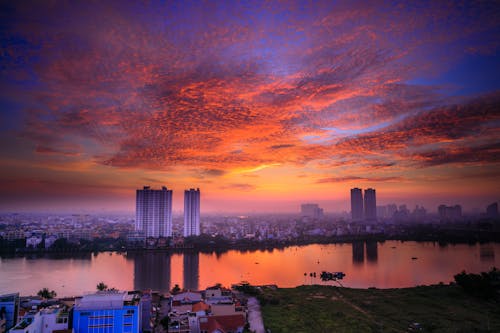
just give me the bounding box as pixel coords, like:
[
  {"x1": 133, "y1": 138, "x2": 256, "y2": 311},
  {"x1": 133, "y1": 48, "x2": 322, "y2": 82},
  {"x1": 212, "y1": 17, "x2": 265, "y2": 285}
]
[{"x1": 411, "y1": 257, "x2": 418, "y2": 260}]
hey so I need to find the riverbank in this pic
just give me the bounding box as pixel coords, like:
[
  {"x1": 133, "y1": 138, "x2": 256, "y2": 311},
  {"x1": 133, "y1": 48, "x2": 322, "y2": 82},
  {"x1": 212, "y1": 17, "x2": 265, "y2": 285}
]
[
  {"x1": 3, "y1": 230, "x2": 500, "y2": 257},
  {"x1": 258, "y1": 284, "x2": 500, "y2": 332}
]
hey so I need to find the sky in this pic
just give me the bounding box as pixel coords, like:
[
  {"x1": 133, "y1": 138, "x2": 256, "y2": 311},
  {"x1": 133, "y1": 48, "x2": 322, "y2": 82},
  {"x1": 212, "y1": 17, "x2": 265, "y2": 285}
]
[{"x1": 0, "y1": 0, "x2": 499, "y2": 213}]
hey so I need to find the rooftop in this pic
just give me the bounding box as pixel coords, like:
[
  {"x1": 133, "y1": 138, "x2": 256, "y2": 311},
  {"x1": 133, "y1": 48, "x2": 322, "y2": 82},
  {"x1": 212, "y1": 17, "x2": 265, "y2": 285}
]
[{"x1": 75, "y1": 291, "x2": 129, "y2": 310}]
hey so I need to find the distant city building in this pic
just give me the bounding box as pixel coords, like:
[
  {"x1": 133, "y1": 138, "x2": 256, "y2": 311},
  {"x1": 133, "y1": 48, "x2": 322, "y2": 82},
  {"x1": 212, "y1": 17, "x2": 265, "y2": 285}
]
[
  {"x1": 136, "y1": 186, "x2": 173, "y2": 238},
  {"x1": 73, "y1": 291, "x2": 142, "y2": 333},
  {"x1": 411, "y1": 205, "x2": 427, "y2": 222},
  {"x1": 184, "y1": 188, "x2": 201, "y2": 237},
  {"x1": 364, "y1": 188, "x2": 377, "y2": 221},
  {"x1": 486, "y1": 202, "x2": 498, "y2": 219},
  {"x1": 386, "y1": 204, "x2": 397, "y2": 219},
  {"x1": 438, "y1": 204, "x2": 462, "y2": 222},
  {"x1": 0, "y1": 293, "x2": 19, "y2": 331},
  {"x1": 393, "y1": 205, "x2": 410, "y2": 223},
  {"x1": 300, "y1": 204, "x2": 324, "y2": 219},
  {"x1": 376, "y1": 205, "x2": 388, "y2": 219},
  {"x1": 350, "y1": 188, "x2": 364, "y2": 222}
]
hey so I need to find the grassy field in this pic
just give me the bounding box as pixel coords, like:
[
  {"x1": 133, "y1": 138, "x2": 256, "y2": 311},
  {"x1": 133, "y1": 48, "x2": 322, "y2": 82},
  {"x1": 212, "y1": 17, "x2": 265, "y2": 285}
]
[{"x1": 258, "y1": 284, "x2": 500, "y2": 333}]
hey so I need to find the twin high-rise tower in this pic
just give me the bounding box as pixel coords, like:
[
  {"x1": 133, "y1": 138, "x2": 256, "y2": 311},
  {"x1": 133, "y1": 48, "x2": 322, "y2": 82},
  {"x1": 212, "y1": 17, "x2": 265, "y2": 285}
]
[
  {"x1": 184, "y1": 188, "x2": 200, "y2": 237},
  {"x1": 135, "y1": 186, "x2": 200, "y2": 238},
  {"x1": 136, "y1": 186, "x2": 173, "y2": 237},
  {"x1": 350, "y1": 188, "x2": 377, "y2": 222}
]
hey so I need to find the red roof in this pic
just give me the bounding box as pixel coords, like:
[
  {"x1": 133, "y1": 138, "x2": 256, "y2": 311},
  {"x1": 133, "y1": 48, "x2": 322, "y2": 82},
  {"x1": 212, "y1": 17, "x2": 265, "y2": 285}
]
[
  {"x1": 199, "y1": 314, "x2": 245, "y2": 333},
  {"x1": 192, "y1": 301, "x2": 210, "y2": 312}
]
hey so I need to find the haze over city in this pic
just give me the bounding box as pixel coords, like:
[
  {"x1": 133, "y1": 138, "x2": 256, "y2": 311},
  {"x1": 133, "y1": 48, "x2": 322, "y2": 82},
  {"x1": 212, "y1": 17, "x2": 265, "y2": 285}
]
[{"x1": 1, "y1": 1, "x2": 499, "y2": 213}]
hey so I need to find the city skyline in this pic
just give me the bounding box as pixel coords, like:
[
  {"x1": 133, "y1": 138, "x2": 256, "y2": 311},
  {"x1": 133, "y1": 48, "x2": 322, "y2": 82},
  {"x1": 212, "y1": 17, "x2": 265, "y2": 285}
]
[{"x1": 1, "y1": 1, "x2": 499, "y2": 213}]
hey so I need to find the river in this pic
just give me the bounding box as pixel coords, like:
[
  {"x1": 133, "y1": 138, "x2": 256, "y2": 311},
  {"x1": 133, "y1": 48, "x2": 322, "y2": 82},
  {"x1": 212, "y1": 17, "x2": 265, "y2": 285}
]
[{"x1": 0, "y1": 241, "x2": 498, "y2": 297}]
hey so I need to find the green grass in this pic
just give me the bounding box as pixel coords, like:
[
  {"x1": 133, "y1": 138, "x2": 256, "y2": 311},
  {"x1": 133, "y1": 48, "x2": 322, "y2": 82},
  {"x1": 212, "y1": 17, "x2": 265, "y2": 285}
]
[{"x1": 259, "y1": 284, "x2": 500, "y2": 333}]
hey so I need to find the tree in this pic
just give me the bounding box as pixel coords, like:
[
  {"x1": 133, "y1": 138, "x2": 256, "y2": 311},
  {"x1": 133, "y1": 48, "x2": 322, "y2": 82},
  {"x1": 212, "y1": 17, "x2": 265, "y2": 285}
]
[
  {"x1": 160, "y1": 316, "x2": 170, "y2": 330},
  {"x1": 37, "y1": 288, "x2": 57, "y2": 299},
  {"x1": 171, "y1": 284, "x2": 181, "y2": 294},
  {"x1": 96, "y1": 282, "x2": 108, "y2": 291}
]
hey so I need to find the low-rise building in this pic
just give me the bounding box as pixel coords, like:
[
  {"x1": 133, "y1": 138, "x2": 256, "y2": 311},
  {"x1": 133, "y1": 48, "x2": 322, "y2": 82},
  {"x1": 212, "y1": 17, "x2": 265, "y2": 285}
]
[
  {"x1": 0, "y1": 292, "x2": 19, "y2": 331},
  {"x1": 8, "y1": 306, "x2": 69, "y2": 333},
  {"x1": 72, "y1": 291, "x2": 142, "y2": 333},
  {"x1": 198, "y1": 314, "x2": 245, "y2": 333}
]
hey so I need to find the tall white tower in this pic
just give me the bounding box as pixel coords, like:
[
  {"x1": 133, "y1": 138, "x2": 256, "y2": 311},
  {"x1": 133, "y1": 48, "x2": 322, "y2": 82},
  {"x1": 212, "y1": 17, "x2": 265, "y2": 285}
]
[
  {"x1": 136, "y1": 186, "x2": 173, "y2": 238},
  {"x1": 184, "y1": 188, "x2": 200, "y2": 237}
]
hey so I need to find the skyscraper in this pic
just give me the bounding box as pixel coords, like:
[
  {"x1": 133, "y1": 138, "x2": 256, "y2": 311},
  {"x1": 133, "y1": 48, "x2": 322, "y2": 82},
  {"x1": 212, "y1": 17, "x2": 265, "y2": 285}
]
[
  {"x1": 184, "y1": 188, "x2": 200, "y2": 237},
  {"x1": 350, "y1": 188, "x2": 363, "y2": 221},
  {"x1": 364, "y1": 188, "x2": 377, "y2": 221},
  {"x1": 136, "y1": 186, "x2": 173, "y2": 238}
]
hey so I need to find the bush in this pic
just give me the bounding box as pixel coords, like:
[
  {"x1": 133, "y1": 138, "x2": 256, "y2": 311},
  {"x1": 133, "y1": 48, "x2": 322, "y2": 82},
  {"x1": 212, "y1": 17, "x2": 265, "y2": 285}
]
[{"x1": 454, "y1": 267, "x2": 499, "y2": 298}]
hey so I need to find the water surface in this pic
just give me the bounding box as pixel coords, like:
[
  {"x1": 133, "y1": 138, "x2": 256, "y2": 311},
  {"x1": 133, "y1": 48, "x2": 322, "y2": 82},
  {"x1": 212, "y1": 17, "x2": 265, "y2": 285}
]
[{"x1": 0, "y1": 241, "x2": 498, "y2": 297}]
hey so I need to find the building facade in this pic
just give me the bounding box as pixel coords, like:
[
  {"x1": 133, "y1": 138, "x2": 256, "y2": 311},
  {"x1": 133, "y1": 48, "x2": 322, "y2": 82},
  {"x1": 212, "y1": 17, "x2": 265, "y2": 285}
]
[
  {"x1": 438, "y1": 204, "x2": 462, "y2": 222},
  {"x1": 364, "y1": 188, "x2": 377, "y2": 221},
  {"x1": 350, "y1": 188, "x2": 364, "y2": 222},
  {"x1": 8, "y1": 307, "x2": 69, "y2": 333},
  {"x1": 73, "y1": 292, "x2": 142, "y2": 333},
  {"x1": 184, "y1": 188, "x2": 200, "y2": 237},
  {"x1": 0, "y1": 292, "x2": 19, "y2": 331},
  {"x1": 300, "y1": 204, "x2": 324, "y2": 219},
  {"x1": 136, "y1": 186, "x2": 173, "y2": 238}
]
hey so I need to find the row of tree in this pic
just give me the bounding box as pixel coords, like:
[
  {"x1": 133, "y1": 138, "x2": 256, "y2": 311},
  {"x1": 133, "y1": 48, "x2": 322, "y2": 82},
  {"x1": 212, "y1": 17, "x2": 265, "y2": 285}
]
[{"x1": 37, "y1": 281, "x2": 115, "y2": 299}]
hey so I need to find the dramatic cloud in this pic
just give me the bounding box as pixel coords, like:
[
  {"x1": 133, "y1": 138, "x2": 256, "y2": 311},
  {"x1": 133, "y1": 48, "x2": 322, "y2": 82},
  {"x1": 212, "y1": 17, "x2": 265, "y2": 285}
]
[
  {"x1": 316, "y1": 176, "x2": 404, "y2": 184},
  {"x1": 1, "y1": 0, "x2": 499, "y2": 211}
]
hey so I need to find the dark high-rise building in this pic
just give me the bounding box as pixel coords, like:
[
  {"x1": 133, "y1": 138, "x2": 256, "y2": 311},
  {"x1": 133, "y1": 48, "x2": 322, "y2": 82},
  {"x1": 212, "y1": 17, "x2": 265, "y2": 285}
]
[
  {"x1": 350, "y1": 188, "x2": 363, "y2": 221},
  {"x1": 364, "y1": 188, "x2": 377, "y2": 221},
  {"x1": 136, "y1": 186, "x2": 173, "y2": 238},
  {"x1": 184, "y1": 188, "x2": 200, "y2": 237}
]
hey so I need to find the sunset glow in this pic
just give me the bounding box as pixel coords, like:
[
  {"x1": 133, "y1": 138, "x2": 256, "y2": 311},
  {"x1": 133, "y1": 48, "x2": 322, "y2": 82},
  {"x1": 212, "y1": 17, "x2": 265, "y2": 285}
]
[{"x1": 1, "y1": 1, "x2": 499, "y2": 212}]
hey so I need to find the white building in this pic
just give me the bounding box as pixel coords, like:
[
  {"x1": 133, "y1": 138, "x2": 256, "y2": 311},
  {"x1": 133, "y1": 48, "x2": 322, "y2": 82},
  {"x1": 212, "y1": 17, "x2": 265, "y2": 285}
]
[
  {"x1": 184, "y1": 188, "x2": 200, "y2": 237},
  {"x1": 44, "y1": 235, "x2": 58, "y2": 249},
  {"x1": 26, "y1": 235, "x2": 43, "y2": 248},
  {"x1": 136, "y1": 186, "x2": 173, "y2": 238},
  {"x1": 8, "y1": 307, "x2": 69, "y2": 333}
]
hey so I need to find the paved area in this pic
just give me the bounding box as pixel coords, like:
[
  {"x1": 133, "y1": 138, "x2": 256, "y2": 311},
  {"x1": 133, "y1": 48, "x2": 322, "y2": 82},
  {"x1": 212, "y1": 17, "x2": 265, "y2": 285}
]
[{"x1": 247, "y1": 297, "x2": 265, "y2": 333}]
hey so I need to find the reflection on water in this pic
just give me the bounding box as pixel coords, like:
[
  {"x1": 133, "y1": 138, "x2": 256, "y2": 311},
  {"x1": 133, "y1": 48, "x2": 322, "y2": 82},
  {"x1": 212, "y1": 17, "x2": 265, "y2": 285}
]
[
  {"x1": 352, "y1": 241, "x2": 378, "y2": 264},
  {"x1": 352, "y1": 241, "x2": 364, "y2": 264},
  {"x1": 480, "y1": 245, "x2": 495, "y2": 262},
  {"x1": 366, "y1": 241, "x2": 378, "y2": 263},
  {"x1": 183, "y1": 252, "x2": 199, "y2": 291},
  {"x1": 1, "y1": 241, "x2": 500, "y2": 296},
  {"x1": 129, "y1": 252, "x2": 171, "y2": 292}
]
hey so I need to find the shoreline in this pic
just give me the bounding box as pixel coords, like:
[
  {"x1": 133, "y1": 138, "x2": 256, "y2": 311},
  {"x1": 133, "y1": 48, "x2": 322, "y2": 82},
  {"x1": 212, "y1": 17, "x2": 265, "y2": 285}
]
[{"x1": 2, "y1": 234, "x2": 500, "y2": 257}]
